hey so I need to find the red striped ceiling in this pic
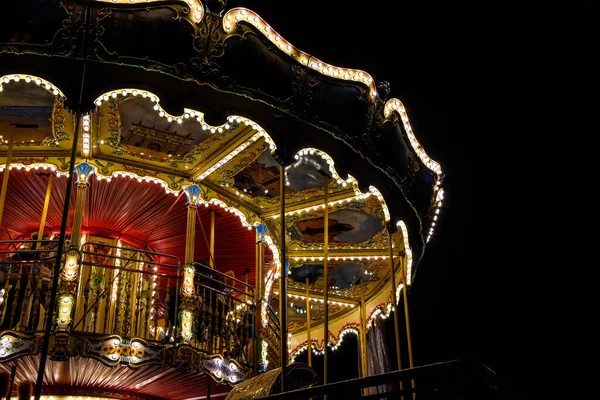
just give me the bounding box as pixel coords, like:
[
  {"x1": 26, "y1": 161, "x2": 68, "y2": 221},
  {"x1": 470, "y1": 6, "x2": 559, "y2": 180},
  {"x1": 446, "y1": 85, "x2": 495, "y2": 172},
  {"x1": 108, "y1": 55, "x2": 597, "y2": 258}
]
[{"x1": 0, "y1": 169, "x2": 269, "y2": 288}]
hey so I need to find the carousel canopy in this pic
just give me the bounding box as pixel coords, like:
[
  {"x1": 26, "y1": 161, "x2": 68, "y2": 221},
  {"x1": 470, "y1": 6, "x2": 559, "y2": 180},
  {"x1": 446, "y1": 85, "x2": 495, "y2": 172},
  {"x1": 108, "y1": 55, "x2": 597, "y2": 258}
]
[
  {"x1": 0, "y1": 0, "x2": 443, "y2": 277},
  {"x1": 0, "y1": 3, "x2": 447, "y2": 397}
]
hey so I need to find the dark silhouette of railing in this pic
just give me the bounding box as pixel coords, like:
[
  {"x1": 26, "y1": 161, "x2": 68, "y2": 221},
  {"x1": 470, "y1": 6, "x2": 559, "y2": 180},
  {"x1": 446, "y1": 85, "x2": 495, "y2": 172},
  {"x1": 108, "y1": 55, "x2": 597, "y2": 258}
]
[
  {"x1": 0, "y1": 239, "x2": 59, "y2": 331},
  {"x1": 191, "y1": 262, "x2": 255, "y2": 367},
  {"x1": 0, "y1": 240, "x2": 274, "y2": 371},
  {"x1": 75, "y1": 241, "x2": 181, "y2": 342},
  {"x1": 262, "y1": 303, "x2": 281, "y2": 366},
  {"x1": 263, "y1": 359, "x2": 517, "y2": 400}
]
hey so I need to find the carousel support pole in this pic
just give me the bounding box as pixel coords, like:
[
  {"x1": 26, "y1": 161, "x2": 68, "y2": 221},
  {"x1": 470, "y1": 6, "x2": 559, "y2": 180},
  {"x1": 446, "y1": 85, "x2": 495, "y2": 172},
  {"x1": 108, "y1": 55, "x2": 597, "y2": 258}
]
[
  {"x1": 306, "y1": 276, "x2": 313, "y2": 400},
  {"x1": 258, "y1": 227, "x2": 266, "y2": 370},
  {"x1": 70, "y1": 169, "x2": 90, "y2": 245},
  {"x1": 34, "y1": 111, "x2": 82, "y2": 400},
  {"x1": 278, "y1": 164, "x2": 287, "y2": 393},
  {"x1": 254, "y1": 229, "x2": 261, "y2": 373},
  {"x1": 6, "y1": 363, "x2": 16, "y2": 400},
  {"x1": 66, "y1": 163, "x2": 94, "y2": 330},
  {"x1": 209, "y1": 209, "x2": 215, "y2": 268},
  {"x1": 35, "y1": 15, "x2": 88, "y2": 394},
  {"x1": 0, "y1": 137, "x2": 14, "y2": 227},
  {"x1": 360, "y1": 278, "x2": 368, "y2": 380},
  {"x1": 306, "y1": 276, "x2": 312, "y2": 368},
  {"x1": 320, "y1": 171, "x2": 330, "y2": 394},
  {"x1": 387, "y1": 228, "x2": 403, "y2": 394},
  {"x1": 180, "y1": 185, "x2": 201, "y2": 343},
  {"x1": 244, "y1": 268, "x2": 249, "y2": 302},
  {"x1": 401, "y1": 259, "x2": 416, "y2": 398},
  {"x1": 35, "y1": 174, "x2": 54, "y2": 249}
]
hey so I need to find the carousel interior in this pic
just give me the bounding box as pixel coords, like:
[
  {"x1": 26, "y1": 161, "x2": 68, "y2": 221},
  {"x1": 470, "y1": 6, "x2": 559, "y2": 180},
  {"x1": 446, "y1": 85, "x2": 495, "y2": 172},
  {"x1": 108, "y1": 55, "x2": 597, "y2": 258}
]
[{"x1": 0, "y1": 1, "x2": 444, "y2": 399}]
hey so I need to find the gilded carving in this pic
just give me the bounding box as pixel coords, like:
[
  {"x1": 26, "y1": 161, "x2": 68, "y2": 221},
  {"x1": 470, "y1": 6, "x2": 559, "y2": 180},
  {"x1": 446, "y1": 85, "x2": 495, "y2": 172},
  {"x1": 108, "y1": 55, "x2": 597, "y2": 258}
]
[
  {"x1": 122, "y1": 164, "x2": 160, "y2": 178},
  {"x1": 94, "y1": 160, "x2": 114, "y2": 175},
  {"x1": 11, "y1": 157, "x2": 49, "y2": 165}
]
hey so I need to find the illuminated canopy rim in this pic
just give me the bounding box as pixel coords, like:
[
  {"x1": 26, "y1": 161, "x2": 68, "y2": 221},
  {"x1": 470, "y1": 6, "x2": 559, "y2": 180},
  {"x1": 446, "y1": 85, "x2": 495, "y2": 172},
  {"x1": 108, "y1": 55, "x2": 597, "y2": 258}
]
[{"x1": 0, "y1": 1, "x2": 443, "y2": 269}]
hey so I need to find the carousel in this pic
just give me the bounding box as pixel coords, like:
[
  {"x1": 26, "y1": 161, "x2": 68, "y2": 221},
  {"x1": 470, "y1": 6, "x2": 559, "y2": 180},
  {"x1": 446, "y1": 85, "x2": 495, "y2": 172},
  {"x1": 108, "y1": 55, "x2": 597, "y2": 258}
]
[{"x1": 0, "y1": 1, "x2": 444, "y2": 399}]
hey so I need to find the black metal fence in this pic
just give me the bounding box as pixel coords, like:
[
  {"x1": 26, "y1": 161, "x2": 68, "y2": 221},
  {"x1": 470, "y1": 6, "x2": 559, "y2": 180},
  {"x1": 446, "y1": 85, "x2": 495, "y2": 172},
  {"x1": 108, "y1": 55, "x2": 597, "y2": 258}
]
[
  {"x1": 264, "y1": 359, "x2": 516, "y2": 400},
  {"x1": 0, "y1": 239, "x2": 59, "y2": 331},
  {"x1": 0, "y1": 241, "x2": 259, "y2": 369},
  {"x1": 191, "y1": 262, "x2": 255, "y2": 367},
  {"x1": 75, "y1": 241, "x2": 181, "y2": 341}
]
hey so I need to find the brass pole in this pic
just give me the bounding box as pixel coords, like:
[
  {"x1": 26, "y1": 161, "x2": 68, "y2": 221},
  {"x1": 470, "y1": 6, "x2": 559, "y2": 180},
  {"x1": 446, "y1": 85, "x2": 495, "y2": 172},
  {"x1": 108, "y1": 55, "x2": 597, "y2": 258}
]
[
  {"x1": 70, "y1": 182, "x2": 88, "y2": 245},
  {"x1": 254, "y1": 230, "x2": 261, "y2": 373},
  {"x1": 36, "y1": 174, "x2": 54, "y2": 249},
  {"x1": 401, "y1": 259, "x2": 416, "y2": 398},
  {"x1": 279, "y1": 165, "x2": 287, "y2": 393},
  {"x1": 209, "y1": 209, "x2": 215, "y2": 268},
  {"x1": 360, "y1": 278, "x2": 368, "y2": 378},
  {"x1": 244, "y1": 269, "x2": 249, "y2": 303},
  {"x1": 0, "y1": 138, "x2": 14, "y2": 227},
  {"x1": 180, "y1": 195, "x2": 198, "y2": 343},
  {"x1": 185, "y1": 204, "x2": 196, "y2": 264},
  {"x1": 306, "y1": 276, "x2": 311, "y2": 367},
  {"x1": 255, "y1": 230, "x2": 261, "y2": 300},
  {"x1": 388, "y1": 231, "x2": 403, "y2": 393},
  {"x1": 70, "y1": 174, "x2": 91, "y2": 334},
  {"x1": 322, "y1": 173, "x2": 329, "y2": 391},
  {"x1": 360, "y1": 278, "x2": 369, "y2": 397},
  {"x1": 258, "y1": 230, "x2": 264, "y2": 369}
]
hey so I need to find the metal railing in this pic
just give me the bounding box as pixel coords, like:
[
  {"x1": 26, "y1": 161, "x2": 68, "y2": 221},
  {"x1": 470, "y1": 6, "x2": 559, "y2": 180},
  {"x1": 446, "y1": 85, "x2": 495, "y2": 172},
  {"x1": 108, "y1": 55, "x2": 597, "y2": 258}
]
[
  {"x1": 190, "y1": 262, "x2": 255, "y2": 367},
  {"x1": 262, "y1": 303, "x2": 281, "y2": 365},
  {"x1": 74, "y1": 242, "x2": 181, "y2": 342},
  {"x1": 263, "y1": 359, "x2": 516, "y2": 400},
  {"x1": 0, "y1": 239, "x2": 270, "y2": 370},
  {"x1": 0, "y1": 239, "x2": 59, "y2": 331}
]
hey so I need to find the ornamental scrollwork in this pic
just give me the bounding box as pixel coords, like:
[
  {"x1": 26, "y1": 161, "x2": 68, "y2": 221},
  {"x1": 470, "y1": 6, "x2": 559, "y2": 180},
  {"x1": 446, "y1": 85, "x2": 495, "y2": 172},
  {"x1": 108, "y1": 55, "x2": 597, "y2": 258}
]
[
  {"x1": 11, "y1": 157, "x2": 49, "y2": 165},
  {"x1": 94, "y1": 160, "x2": 114, "y2": 175},
  {"x1": 0, "y1": 1, "x2": 81, "y2": 58},
  {"x1": 57, "y1": 157, "x2": 70, "y2": 171},
  {"x1": 0, "y1": 331, "x2": 39, "y2": 362},
  {"x1": 122, "y1": 164, "x2": 160, "y2": 178},
  {"x1": 104, "y1": 100, "x2": 125, "y2": 152},
  {"x1": 215, "y1": 141, "x2": 268, "y2": 187},
  {"x1": 193, "y1": 13, "x2": 227, "y2": 60},
  {"x1": 167, "y1": 175, "x2": 185, "y2": 190},
  {"x1": 44, "y1": 100, "x2": 70, "y2": 147}
]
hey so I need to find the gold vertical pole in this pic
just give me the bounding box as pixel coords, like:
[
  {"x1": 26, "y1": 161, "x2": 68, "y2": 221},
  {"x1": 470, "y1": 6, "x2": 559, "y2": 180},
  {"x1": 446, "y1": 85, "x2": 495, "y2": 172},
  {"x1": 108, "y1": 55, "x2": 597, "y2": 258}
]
[
  {"x1": 70, "y1": 183, "x2": 88, "y2": 245},
  {"x1": 388, "y1": 232, "x2": 403, "y2": 393},
  {"x1": 0, "y1": 137, "x2": 14, "y2": 227},
  {"x1": 255, "y1": 230, "x2": 260, "y2": 299},
  {"x1": 66, "y1": 168, "x2": 91, "y2": 332},
  {"x1": 322, "y1": 174, "x2": 329, "y2": 392},
  {"x1": 306, "y1": 276, "x2": 311, "y2": 367},
  {"x1": 254, "y1": 229, "x2": 261, "y2": 372},
  {"x1": 278, "y1": 165, "x2": 287, "y2": 393},
  {"x1": 360, "y1": 278, "x2": 368, "y2": 377},
  {"x1": 209, "y1": 209, "x2": 215, "y2": 268},
  {"x1": 258, "y1": 230, "x2": 264, "y2": 369},
  {"x1": 360, "y1": 278, "x2": 368, "y2": 397},
  {"x1": 244, "y1": 269, "x2": 249, "y2": 302},
  {"x1": 401, "y1": 259, "x2": 416, "y2": 398},
  {"x1": 185, "y1": 204, "x2": 196, "y2": 264},
  {"x1": 180, "y1": 191, "x2": 198, "y2": 343},
  {"x1": 36, "y1": 174, "x2": 54, "y2": 249}
]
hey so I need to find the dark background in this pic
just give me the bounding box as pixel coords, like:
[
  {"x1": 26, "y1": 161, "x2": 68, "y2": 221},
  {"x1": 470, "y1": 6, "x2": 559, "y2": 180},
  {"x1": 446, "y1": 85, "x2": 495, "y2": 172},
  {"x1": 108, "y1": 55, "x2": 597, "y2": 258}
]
[{"x1": 226, "y1": 1, "x2": 569, "y2": 399}]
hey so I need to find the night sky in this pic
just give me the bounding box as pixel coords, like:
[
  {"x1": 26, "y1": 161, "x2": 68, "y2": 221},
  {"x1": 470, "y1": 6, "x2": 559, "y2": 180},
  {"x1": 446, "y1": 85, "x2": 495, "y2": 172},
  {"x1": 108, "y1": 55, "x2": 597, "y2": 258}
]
[{"x1": 227, "y1": 1, "x2": 555, "y2": 399}]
